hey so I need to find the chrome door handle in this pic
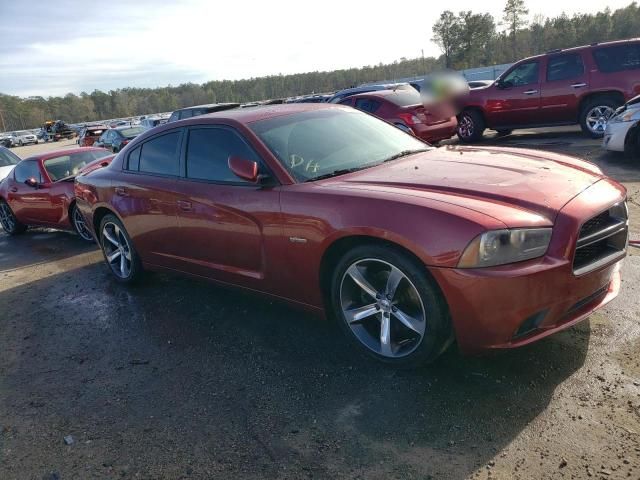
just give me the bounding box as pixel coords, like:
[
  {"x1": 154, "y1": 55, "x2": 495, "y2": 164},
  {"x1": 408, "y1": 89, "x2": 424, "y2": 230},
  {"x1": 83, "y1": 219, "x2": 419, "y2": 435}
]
[
  {"x1": 115, "y1": 186, "x2": 129, "y2": 197},
  {"x1": 177, "y1": 200, "x2": 192, "y2": 211},
  {"x1": 571, "y1": 83, "x2": 587, "y2": 88},
  {"x1": 10, "y1": 187, "x2": 17, "y2": 193},
  {"x1": 524, "y1": 89, "x2": 539, "y2": 95}
]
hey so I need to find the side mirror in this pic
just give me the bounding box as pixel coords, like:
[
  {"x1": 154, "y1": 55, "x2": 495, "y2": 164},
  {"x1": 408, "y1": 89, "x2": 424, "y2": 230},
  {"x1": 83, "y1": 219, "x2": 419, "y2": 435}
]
[
  {"x1": 228, "y1": 155, "x2": 259, "y2": 183},
  {"x1": 25, "y1": 177, "x2": 39, "y2": 189},
  {"x1": 497, "y1": 79, "x2": 513, "y2": 90}
]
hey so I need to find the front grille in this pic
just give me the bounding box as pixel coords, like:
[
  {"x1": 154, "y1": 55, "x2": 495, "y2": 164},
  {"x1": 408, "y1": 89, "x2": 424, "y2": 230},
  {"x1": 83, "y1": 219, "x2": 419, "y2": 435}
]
[{"x1": 573, "y1": 202, "x2": 628, "y2": 275}]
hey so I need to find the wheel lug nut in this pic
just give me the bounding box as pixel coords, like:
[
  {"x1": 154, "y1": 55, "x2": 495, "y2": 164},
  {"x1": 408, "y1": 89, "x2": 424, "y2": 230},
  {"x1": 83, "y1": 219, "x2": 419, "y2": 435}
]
[
  {"x1": 386, "y1": 294, "x2": 392, "y2": 300},
  {"x1": 375, "y1": 305, "x2": 380, "y2": 310},
  {"x1": 376, "y1": 294, "x2": 381, "y2": 300},
  {"x1": 392, "y1": 306, "x2": 397, "y2": 312}
]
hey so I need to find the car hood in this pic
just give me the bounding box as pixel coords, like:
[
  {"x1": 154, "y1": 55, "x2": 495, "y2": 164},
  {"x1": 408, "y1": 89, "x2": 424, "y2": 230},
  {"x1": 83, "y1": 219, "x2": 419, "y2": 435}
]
[{"x1": 324, "y1": 146, "x2": 605, "y2": 225}]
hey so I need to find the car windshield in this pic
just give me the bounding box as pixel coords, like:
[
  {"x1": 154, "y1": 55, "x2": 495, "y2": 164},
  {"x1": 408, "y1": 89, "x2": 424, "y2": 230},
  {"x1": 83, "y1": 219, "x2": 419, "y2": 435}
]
[
  {"x1": 250, "y1": 108, "x2": 430, "y2": 182},
  {"x1": 43, "y1": 150, "x2": 109, "y2": 181},
  {"x1": 0, "y1": 148, "x2": 21, "y2": 167},
  {"x1": 119, "y1": 127, "x2": 145, "y2": 138}
]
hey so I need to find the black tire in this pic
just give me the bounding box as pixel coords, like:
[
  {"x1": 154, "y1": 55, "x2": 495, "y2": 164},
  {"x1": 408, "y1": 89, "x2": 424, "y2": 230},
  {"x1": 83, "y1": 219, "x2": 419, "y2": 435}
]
[
  {"x1": 580, "y1": 96, "x2": 621, "y2": 139},
  {"x1": 70, "y1": 203, "x2": 94, "y2": 242},
  {"x1": 496, "y1": 129, "x2": 513, "y2": 137},
  {"x1": 0, "y1": 199, "x2": 27, "y2": 235},
  {"x1": 457, "y1": 109, "x2": 485, "y2": 143},
  {"x1": 329, "y1": 244, "x2": 452, "y2": 367},
  {"x1": 624, "y1": 124, "x2": 640, "y2": 160},
  {"x1": 98, "y1": 214, "x2": 143, "y2": 284}
]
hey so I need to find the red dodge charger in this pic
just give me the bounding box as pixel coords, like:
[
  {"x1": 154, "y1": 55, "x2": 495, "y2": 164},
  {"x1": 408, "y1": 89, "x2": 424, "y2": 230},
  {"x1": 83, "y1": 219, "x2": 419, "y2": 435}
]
[
  {"x1": 73, "y1": 104, "x2": 628, "y2": 365},
  {"x1": 0, "y1": 147, "x2": 113, "y2": 240}
]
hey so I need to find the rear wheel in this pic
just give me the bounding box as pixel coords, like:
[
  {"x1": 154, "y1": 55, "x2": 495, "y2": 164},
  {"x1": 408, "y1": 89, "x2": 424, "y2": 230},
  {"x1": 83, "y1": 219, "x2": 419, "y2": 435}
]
[
  {"x1": 99, "y1": 214, "x2": 142, "y2": 283},
  {"x1": 580, "y1": 97, "x2": 620, "y2": 138},
  {"x1": 71, "y1": 204, "x2": 94, "y2": 242},
  {"x1": 0, "y1": 200, "x2": 27, "y2": 235},
  {"x1": 457, "y1": 109, "x2": 485, "y2": 143},
  {"x1": 330, "y1": 244, "x2": 452, "y2": 367}
]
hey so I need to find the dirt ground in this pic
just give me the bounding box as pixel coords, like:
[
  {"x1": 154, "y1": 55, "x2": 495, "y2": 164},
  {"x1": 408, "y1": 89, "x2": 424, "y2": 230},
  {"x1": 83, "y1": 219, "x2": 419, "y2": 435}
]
[{"x1": 0, "y1": 129, "x2": 639, "y2": 480}]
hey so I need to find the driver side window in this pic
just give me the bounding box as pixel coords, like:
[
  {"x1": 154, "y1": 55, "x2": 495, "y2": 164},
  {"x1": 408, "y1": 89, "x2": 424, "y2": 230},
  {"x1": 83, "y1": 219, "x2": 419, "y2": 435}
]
[
  {"x1": 502, "y1": 61, "x2": 540, "y2": 87},
  {"x1": 14, "y1": 160, "x2": 42, "y2": 183}
]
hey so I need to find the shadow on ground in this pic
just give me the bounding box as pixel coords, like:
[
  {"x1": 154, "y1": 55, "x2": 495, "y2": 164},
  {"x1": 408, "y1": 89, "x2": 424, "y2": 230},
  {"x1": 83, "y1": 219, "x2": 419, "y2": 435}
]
[{"x1": 0, "y1": 257, "x2": 591, "y2": 479}]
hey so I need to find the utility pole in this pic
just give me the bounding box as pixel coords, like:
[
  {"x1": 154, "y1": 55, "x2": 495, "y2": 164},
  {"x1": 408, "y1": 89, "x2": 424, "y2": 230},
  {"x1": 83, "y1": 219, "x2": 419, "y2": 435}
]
[{"x1": 422, "y1": 49, "x2": 426, "y2": 73}]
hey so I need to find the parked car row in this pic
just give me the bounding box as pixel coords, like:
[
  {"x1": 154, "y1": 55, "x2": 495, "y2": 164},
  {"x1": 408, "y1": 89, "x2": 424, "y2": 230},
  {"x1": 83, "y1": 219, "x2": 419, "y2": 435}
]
[{"x1": 0, "y1": 104, "x2": 628, "y2": 366}]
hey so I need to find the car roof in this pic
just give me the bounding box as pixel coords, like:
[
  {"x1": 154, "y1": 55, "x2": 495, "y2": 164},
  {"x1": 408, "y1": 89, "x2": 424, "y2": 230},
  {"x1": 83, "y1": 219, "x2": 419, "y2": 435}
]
[
  {"x1": 516, "y1": 38, "x2": 640, "y2": 63},
  {"x1": 177, "y1": 102, "x2": 349, "y2": 125},
  {"x1": 347, "y1": 88, "x2": 420, "y2": 101},
  {"x1": 25, "y1": 147, "x2": 108, "y2": 162},
  {"x1": 175, "y1": 103, "x2": 240, "y2": 112}
]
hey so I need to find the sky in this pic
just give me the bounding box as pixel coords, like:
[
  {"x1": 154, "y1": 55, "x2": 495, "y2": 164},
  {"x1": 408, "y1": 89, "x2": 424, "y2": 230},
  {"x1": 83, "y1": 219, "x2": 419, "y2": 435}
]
[{"x1": 0, "y1": 0, "x2": 634, "y2": 98}]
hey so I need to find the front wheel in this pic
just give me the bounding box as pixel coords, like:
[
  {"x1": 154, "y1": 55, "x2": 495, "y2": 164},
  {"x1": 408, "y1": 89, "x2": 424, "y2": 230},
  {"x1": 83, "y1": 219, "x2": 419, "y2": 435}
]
[
  {"x1": 99, "y1": 214, "x2": 142, "y2": 283},
  {"x1": 330, "y1": 245, "x2": 452, "y2": 367},
  {"x1": 0, "y1": 200, "x2": 27, "y2": 235},
  {"x1": 580, "y1": 97, "x2": 619, "y2": 138},
  {"x1": 71, "y1": 204, "x2": 94, "y2": 242},
  {"x1": 457, "y1": 110, "x2": 485, "y2": 143}
]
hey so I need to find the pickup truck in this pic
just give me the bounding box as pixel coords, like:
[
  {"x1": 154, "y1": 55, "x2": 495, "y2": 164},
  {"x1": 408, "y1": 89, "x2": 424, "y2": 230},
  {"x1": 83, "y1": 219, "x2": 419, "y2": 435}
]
[{"x1": 457, "y1": 38, "x2": 640, "y2": 141}]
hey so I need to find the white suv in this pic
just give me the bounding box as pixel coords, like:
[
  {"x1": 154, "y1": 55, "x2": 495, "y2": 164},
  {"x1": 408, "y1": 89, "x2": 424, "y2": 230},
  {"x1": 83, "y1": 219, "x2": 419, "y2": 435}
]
[{"x1": 11, "y1": 131, "x2": 38, "y2": 146}]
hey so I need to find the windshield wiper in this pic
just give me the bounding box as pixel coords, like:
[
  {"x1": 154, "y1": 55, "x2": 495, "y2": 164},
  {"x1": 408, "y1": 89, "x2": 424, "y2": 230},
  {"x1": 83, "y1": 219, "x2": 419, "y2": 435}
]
[
  {"x1": 382, "y1": 148, "x2": 430, "y2": 163},
  {"x1": 305, "y1": 168, "x2": 361, "y2": 182}
]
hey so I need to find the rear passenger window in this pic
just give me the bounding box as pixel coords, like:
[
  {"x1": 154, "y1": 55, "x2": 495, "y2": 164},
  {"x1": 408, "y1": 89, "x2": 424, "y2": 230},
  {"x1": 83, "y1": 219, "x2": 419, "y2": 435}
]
[
  {"x1": 127, "y1": 146, "x2": 141, "y2": 171},
  {"x1": 593, "y1": 44, "x2": 640, "y2": 73},
  {"x1": 546, "y1": 53, "x2": 585, "y2": 81},
  {"x1": 186, "y1": 127, "x2": 258, "y2": 183},
  {"x1": 354, "y1": 98, "x2": 381, "y2": 113},
  {"x1": 179, "y1": 110, "x2": 193, "y2": 120},
  {"x1": 139, "y1": 131, "x2": 181, "y2": 176}
]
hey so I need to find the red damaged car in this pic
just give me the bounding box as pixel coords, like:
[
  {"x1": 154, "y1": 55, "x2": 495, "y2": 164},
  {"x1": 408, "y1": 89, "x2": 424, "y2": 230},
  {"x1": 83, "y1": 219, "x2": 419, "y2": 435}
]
[
  {"x1": 74, "y1": 104, "x2": 628, "y2": 365},
  {"x1": 78, "y1": 125, "x2": 108, "y2": 147},
  {"x1": 339, "y1": 88, "x2": 458, "y2": 143},
  {"x1": 0, "y1": 147, "x2": 113, "y2": 241}
]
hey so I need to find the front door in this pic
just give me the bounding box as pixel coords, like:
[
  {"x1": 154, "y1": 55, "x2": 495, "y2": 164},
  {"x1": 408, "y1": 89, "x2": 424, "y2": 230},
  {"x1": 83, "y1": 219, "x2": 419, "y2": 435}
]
[
  {"x1": 171, "y1": 125, "x2": 282, "y2": 292},
  {"x1": 6, "y1": 160, "x2": 51, "y2": 225}
]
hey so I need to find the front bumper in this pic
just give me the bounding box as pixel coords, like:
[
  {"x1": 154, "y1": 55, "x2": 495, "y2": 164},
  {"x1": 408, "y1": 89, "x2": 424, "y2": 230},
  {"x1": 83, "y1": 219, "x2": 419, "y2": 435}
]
[
  {"x1": 603, "y1": 121, "x2": 632, "y2": 152},
  {"x1": 430, "y1": 179, "x2": 627, "y2": 354}
]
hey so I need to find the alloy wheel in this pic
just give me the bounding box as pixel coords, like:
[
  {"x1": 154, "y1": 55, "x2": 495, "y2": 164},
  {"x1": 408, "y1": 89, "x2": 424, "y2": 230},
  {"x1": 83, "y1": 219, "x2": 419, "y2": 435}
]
[
  {"x1": 72, "y1": 207, "x2": 93, "y2": 241},
  {"x1": 586, "y1": 105, "x2": 614, "y2": 134},
  {"x1": 458, "y1": 114, "x2": 474, "y2": 139},
  {"x1": 339, "y1": 258, "x2": 427, "y2": 359},
  {"x1": 0, "y1": 202, "x2": 16, "y2": 232},
  {"x1": 101, "y1": 221, "x2": 133, "y2": 278}
]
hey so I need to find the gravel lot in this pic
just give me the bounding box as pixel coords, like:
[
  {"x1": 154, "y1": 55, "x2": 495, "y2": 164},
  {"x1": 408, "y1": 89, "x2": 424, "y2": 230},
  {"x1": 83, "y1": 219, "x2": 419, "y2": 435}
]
[{"x1": 1, "y1": 129, "x2": 639, "y2": 479}]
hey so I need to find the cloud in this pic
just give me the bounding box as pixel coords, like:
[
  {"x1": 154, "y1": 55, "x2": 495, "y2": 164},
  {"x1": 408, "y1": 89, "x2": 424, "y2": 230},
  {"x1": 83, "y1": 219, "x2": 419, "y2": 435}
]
[{"x1": 0, "y1": 0, "x2": 634, "y2": 98}]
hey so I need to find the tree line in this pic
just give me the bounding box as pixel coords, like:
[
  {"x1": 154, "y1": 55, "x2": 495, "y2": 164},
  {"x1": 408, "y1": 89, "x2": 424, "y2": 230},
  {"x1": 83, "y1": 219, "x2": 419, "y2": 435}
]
[{"x1": 1, "y1": 1, "x2": 639, "y2": 131}]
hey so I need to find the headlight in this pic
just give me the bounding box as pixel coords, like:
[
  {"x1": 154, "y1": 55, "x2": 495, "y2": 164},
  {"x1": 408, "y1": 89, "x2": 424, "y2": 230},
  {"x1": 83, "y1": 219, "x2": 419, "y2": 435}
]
[
  {"x1": 458, "y1": 228, "x2": 552, "y2": 268},
  {"x1": 609, "y1": 109, "x2": 639, "y2": 123}
]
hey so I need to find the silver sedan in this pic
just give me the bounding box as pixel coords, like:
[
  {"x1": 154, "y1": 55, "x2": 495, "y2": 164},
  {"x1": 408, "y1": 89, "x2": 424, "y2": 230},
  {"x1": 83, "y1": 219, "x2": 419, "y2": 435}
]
[{"x1": 603, "y1": 95, "x2": 640, "y2": 158}]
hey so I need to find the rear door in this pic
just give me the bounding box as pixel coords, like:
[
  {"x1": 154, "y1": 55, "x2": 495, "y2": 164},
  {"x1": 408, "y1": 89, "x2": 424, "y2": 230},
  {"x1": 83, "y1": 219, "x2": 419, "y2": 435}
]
[
  {"x1": 116, "y1": 129, "x2": 184, "y2": 269},
  {"x1": 486, "y1": 60, "x2": 542, "y2": 127},
  {"x1": 540, "y1": 52, "x2": 589, "y2": 123},
  {"x1": 171, "y1": 125, "x2": 282, "y2": 291}
]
